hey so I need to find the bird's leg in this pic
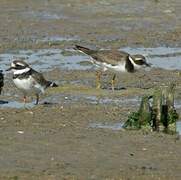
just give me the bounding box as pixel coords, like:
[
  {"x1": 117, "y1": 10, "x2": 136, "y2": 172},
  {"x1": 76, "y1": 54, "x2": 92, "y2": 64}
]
[
  {"x1": 111, "y1": 74, "x2": 116, "y2": 91},
  {"x1": 23, "y1": 95, "x2": 27, "y2": 104},
  {"x1": 138, "y1": 73, "x2": 146, "y2": 89},
  {"x1": 96, "y1": 71, "x2": 102, "y2": 89},
  {"x1": 23, "y1": 95, "x2": 27, "y2": 108},
  {"x1": 35, "y1": 94, "x2": 39, "y2": 105}
]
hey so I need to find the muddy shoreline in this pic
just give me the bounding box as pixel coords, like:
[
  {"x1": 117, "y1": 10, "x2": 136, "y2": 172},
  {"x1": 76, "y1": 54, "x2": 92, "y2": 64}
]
[{"x1": 0, "y1": 0, "x2": 181, "y2": 179}]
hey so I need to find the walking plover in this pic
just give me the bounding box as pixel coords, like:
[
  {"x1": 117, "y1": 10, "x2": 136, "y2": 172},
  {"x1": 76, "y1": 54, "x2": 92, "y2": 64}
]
[
  {"x1": 75, "y1": 45, "x2": 150, "y2": 90},
  {"x1": 6, "y1": 60, "x2": 58, "y2": 105}
]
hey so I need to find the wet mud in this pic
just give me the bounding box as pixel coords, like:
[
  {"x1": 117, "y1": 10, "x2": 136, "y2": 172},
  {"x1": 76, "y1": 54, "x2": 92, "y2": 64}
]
[{"x1": 0, "y1": 0, "x2": 181, "y2": 179}]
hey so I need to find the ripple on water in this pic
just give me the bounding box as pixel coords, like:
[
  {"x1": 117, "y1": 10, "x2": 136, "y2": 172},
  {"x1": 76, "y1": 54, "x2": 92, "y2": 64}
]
[
  {"x1": 1, "y1": 47, "x2": 181, "y2": 109},
  {"x1": 0, "y1": 49, "x2": 92, "y2": 72},
  {"x1": 0, "y1": 47, "x2": 181, "y2": 72},
  {"x1": 0, "y1": 101, "x2": 35, "y2": 109}
]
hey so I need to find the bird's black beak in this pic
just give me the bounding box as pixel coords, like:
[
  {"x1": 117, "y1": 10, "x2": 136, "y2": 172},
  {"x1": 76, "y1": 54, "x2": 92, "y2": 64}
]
[
  {"x1": 145, "y1": 62, "x2": 152, "y2": 67},
  {"x1": 6, "y1": 67, "x2": 13, "y2": 71}
]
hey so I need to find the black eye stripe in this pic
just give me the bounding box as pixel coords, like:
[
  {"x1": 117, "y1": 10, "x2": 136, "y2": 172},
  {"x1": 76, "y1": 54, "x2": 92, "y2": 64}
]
[
  {"x1": 134, "y1": 60, "x2": 145, "y2": 65},
  {"x1": 14, "y1": 65, "x2": 26, "y2": 70}
]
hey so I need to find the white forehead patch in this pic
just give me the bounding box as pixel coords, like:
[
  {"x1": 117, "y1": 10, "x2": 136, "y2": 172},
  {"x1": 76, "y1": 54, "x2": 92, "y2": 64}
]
[
  {"x1": 11, "y1": 62, "x2": 16, "y2": 67},
  {"x1": 16, "y1": 61, "x2": 26, "y2": 66},
  {"x1": 135, "y1": 57, "x2": 143, "y2": 61},
  {"x1": 128, "y1": 55, "x2": 134, "y2": 63}
]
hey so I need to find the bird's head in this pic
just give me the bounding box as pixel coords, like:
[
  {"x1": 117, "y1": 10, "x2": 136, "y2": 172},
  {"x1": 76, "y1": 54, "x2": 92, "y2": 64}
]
[
  {"x1": 129, "y1": 55, "x2": 151, "y2": 68},
  {"x1": 6, "y1": 60, "x2": 31, "y2": 74}
]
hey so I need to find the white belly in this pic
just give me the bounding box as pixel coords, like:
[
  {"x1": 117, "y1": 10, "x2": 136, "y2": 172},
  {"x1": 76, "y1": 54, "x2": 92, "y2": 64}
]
[
  {"x1": 93, "y1": 60, "x2": 127, "y2": 72},
  {"x1": 13, "y1": 77, "x2": 44, "y2": 95},
  {"x1": 103, "y1": 62, "x2": 127, "y2": 72}
]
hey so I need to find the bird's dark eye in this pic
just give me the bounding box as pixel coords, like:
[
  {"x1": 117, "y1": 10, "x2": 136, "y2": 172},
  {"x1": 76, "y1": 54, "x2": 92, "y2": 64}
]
[
  {"x1": 135, "y1": 60, "x2": 144, "y2": 65},
  {"x1": 16, "y1": 64, "x2": 23, "y2": 67},
  {"x1": 15, "y1": 64, "x2": 25, "y2": 69}
]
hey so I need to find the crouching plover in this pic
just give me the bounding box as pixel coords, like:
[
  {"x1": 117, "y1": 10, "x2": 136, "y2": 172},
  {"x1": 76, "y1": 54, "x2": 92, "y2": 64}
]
[
  {"x1": 75, "y1": 45, "x2": 151, "y2": 90},
  {"x1": 0, "y1": 70, "x2": 4, "y2": 94},
  {"x1": 6, "y1": 60, "x2": 58, "y2": 105}
]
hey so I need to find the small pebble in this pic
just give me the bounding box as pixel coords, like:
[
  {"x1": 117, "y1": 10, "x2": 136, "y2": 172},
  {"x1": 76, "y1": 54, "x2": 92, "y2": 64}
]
[{"x1": 17, "y1": 131, "x2": 24, "y2": 134}]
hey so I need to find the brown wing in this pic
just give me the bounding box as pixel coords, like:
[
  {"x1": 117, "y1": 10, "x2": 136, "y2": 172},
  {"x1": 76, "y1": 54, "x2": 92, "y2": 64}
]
[
  {"x1": 89, "y1": 50, "x2": 129, "y2": 66},
  {"x1": 75, "y1": 45, "x2": 129, "y2": 66},
  {"x1": 31, "y1": 69, "x2": 50, "y2": 87}
]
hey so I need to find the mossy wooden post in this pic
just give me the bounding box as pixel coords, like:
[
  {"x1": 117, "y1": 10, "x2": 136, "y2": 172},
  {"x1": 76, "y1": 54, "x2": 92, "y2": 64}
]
[
  {"x1": 161, "y1": 104, "x2": 168, "y2": 131},
  {"x1": 123, "y1": 96, "x2": 151, "y2": 129},
  {"x1": 160, "y1": 83, "x2": 178, "y2": 133},
  {"x1": 161, "y1": 87, "x2": 168, "y2": 131},
  {"x1": 152, "y1": 89, "x2": 162, "y2": 131},
  {"x1": 166, "y1": 83, "x2": 175, "y2": 110},
  {"x1": 138, "y1": 96, "x2": 151, "y2": 127},
  {"x1": 166, "y1": 83, "x2": 178, "y2": 133}
]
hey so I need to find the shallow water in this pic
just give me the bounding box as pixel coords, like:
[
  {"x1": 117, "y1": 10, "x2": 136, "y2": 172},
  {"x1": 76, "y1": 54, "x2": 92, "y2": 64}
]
[
  {"x1": 0, "y1": 94, "x2": 140, "y2": 109},
  {"x1": 0, "y1": 49, "x2": 91, "y2": 72},
  {"x1": 0, "y1": 47, "x2": 181, "y2": 73},
  {"x1": 0, "y1": 101, "x2": 35, "y2": 109},
  {"x1": 89, "y1": 121, "x2": 181, "y2": 135},
  {"x1": 43, "y1": 94, "x2": 140, "y2": 106},
  {"x1": 1, "y1": 46, "x2": 181, "y2": 109},
  {"x1": 176, "y1": 121, "x2": 181, "y2": 135}
]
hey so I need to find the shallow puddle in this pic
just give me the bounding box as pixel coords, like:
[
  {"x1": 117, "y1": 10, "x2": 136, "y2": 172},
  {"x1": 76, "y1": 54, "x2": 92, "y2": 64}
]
[
  {"x1": 0, "y1": 49, "x2": 91, "y2": 72},
  {"x1": 1, "y1": 47, "x2": 181, "y2": 109},
  {"x1": 43, "y1": 94, "x2": 140, "y2": 106},
  {"x1": 0, "y1": 47, "x2": 181, "y2": 73},
  {"x1": 0, "y1": 100, "x2": 36, "y2": 109},
  {"x1": 0, "y1": 94, "x2": 139, "y2": 109},
  {"x1": 89, "y1": 121, "x2": 181, "y2": 135},
  {"x1": 176, "y1": 121, "x2": 181, "y2": 135}
]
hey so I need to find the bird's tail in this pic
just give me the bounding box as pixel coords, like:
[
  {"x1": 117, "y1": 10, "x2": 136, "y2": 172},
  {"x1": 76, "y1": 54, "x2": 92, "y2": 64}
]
[
  {"x1": 47, "y1": 81, "x2": 58, "y2": 88},
  {"x1": 145, "y1": 62, "x2": 152, "y2": 67},
  {"x1": 74, "y1": 45, "x2": 92, "y2": 55},
  {"x1": 0, "y1": 70, "x2": 4, "y2": 95}
]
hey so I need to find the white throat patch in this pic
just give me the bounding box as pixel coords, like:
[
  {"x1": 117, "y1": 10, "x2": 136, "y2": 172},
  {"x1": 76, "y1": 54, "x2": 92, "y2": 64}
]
[{"x1": 128, "y1": 56, "x2": 141, "y2": 69}]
